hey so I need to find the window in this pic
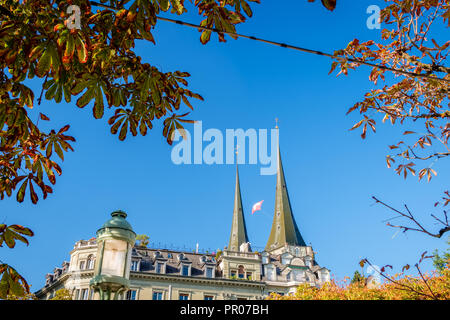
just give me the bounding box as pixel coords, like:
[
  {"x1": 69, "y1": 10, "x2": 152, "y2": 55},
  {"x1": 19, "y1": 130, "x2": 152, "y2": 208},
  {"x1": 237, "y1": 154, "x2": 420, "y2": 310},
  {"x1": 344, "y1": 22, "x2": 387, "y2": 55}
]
[
  {"x1": 281, "y1": 255, "x2": 291, "y2": 265},
  {"x1": 152, "y1": 292, "x2": 163, "y2": 300},
  {"x1": 87, "y1": 255, "x2": 94, "y2": 269},
  {"x1": 79, "y1": 261, "x2": 85, "y2": 270},
  {"x1": 80, "y1": 288, "x2": 89, "y2": 300},
  {"x1": 126, "y1": 290, "x2": 137, "y2": 300},
  {"x1": 156, "y1": 262, "x2": 164, "y2": 274},
  {"x1": 305, "y1": 256, "x2": 312, "y2": 267},
  {"x1": 74, "y1": 289, "x2": 80, "y2": 300},
  {"x1": 179, "y1": 293, "x2": 189, "y2": 300},
  {"x1": 266, "y1": 267, "x2": 276, "y2": 281},
  {"x1": 131, "y1": 260, "x2": 139, "y2": 272},
  {"x1": 286, "y1": 272, "x2": 291, "y2": 281},
  {"x1": 204, "y1": 295, "x2": 214, "y2": 300},
  {"x1": 237, "y1": 297, "x2": 247, "y2": 300},
  {"x1": 230, "y1": 270, "x2": 237, "y2": 278},
  {"x1": 238, "y1": 265, "x2": 245, "y2": 279},
  {"x1": 205, "y1": 267, "x2": 213, "y2": 278},
  {"x1": 181, "y1": 265, "x2": 190, "y2": 276},
  {"x1": 295, "y1": 270, "x2": 305, "y2": 282},
  {"x1": 320, "y1": 270, "x2": 330, "y2": 283},
  {"x1": 246, "y1": 272, "x2": 252, "y2": 280}
]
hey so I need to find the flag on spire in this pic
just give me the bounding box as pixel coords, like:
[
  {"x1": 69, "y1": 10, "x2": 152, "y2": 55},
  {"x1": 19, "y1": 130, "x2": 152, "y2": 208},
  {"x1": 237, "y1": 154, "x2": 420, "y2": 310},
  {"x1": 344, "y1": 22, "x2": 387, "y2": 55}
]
[{"x1": 251, "y1": 200, "x2": 264, "y2": 214}]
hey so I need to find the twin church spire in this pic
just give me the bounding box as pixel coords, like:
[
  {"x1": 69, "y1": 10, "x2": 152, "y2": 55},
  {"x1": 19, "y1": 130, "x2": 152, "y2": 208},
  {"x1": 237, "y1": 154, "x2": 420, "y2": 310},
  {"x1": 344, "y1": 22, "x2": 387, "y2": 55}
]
[
  {"x1": 265, "y1": 141, "x2": 307, "y2": 251},
  {"x1": 227, "y1": 133, "x2": 306, "y2": 253},
  {"x1": 228, "y1": 164, "x2": 250, "y2": 251}
]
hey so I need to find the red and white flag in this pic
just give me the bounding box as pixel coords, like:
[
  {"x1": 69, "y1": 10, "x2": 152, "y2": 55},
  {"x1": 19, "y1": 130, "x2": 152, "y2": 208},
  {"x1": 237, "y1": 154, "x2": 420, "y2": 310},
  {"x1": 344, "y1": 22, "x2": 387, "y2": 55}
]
[{"x1": 252, "y1": 200, "x2": 264, "y2": 214}]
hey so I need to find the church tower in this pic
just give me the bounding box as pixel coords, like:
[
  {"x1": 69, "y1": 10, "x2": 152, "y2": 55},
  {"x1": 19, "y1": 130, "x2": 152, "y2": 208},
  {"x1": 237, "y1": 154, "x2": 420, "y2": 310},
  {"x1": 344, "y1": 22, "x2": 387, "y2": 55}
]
[
  {"x1": 265, "y1": 134, "x2": 307, "y2": 253},
  {"x1": 227, "y1": 165, "x2": 250, "y2": 252}
]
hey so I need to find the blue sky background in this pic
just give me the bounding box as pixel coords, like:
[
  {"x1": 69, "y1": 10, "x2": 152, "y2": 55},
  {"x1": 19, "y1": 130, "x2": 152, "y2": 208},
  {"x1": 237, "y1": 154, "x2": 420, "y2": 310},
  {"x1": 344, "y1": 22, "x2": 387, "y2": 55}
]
[{"x1": 2, "y1": 0, "x2": 449, "y2": 291}]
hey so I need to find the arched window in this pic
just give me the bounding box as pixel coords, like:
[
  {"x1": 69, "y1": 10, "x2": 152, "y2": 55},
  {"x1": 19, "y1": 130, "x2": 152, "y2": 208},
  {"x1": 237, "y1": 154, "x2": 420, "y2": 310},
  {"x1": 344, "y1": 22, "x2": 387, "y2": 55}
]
[
  {"x1": 87, "y1": 255, "x2": 95, "y2": 269},
  {"x1": 238, "y1": 265, "x2": 245, "y2": 279}
]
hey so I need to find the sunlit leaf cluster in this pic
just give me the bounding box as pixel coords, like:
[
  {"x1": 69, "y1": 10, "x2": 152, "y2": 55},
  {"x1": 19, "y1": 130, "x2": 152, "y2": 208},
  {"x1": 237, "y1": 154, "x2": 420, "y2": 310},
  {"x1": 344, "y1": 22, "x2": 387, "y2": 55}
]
[
  {"x1": 330, "y1": 0, "x2": 449, "y2": 182},
  {"x1": 0, "y1": 0, "x2": 265, "y2": 204},
  {"x1": 0, "y1": 224, "x2": 33, "y2": 299},
  {"x1": 268, "y1": 267, "x2": 450, "y2": 300}
]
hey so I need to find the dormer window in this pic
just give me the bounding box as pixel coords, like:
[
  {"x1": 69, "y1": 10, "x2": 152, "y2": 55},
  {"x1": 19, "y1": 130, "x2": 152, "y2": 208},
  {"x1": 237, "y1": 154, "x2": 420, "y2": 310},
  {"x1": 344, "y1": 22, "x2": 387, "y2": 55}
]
[
  {"x1": 131, "y1": 260, "x2": 139, "y2": 272},
  {"x1": 266, "y1": 265, "x2": 276, "y2": 281},
  {"x1": 181, "y1": 264, "x2": 190, "y2": 276},
  {"x1": 320, "y1": 269, "x2": 330, "y2": 283},
  {"x1": 281, "y1": 253, "x2": 292, "y2": 265},
  {"x1": 305, "y1": 256, "x2": 312, "y2": 268},
  {"x1": 156, "y1": 262, "x2": 165, "y2": 274},
  {"x1": 295, "y1": 270, "x2": 305, "y2": 282},
  {"x1": 205, "y1": 267, "x2": 214, "y2": 278}
]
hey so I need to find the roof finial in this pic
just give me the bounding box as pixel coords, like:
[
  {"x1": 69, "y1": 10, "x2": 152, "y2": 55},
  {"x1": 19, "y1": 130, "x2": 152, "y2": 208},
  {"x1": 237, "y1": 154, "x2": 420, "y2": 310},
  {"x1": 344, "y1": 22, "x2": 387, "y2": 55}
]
[{"x1": 275, "y1": 118, "x2": 279, "y2": 129}]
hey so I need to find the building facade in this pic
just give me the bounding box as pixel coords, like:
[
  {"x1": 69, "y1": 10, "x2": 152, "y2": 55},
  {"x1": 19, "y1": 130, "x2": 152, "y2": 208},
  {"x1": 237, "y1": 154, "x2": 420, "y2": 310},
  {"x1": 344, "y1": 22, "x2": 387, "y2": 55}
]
[{"x1": 35, "y1": 143, "x2": 330, "y2": 300}]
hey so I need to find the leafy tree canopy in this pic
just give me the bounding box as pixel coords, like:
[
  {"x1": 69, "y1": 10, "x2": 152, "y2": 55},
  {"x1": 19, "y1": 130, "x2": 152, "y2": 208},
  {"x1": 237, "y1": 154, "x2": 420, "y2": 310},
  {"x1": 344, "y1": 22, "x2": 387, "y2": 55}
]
[{"x1": 135, "y1": 233, "x2": 149, "y2": 247}]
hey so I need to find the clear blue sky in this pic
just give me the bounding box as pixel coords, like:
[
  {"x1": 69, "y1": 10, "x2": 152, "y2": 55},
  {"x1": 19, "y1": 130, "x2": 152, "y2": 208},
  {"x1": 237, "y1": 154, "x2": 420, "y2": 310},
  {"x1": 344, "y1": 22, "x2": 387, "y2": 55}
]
[{"x1": 2, "y1": 0, "x2": 449, "y2": 291}]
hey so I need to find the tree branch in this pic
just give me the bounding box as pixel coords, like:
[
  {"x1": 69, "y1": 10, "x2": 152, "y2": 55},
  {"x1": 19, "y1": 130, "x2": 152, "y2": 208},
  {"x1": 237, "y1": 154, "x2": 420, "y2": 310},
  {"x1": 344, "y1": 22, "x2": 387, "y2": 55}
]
[{"x1": 373, "y1": 196, "x2": 450, "y2": 238}]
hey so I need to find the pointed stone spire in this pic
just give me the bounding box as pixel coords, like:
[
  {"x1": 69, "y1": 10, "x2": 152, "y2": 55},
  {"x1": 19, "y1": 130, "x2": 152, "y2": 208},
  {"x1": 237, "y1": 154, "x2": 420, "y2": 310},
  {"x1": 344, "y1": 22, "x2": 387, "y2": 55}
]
[
  {"x1": 265, "y1": 131, "x2": 306, "y2": 252},
  {"x1": 228, "y1": 164, "x2": 250, "y2": 252}
]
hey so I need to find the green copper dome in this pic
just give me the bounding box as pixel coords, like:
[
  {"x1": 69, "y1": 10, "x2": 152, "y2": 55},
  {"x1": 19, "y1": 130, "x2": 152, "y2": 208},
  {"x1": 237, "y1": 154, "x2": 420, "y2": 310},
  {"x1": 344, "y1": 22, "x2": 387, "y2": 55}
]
[{"x1": 98, "y1": 210, "x2": 134, "y2": 233}]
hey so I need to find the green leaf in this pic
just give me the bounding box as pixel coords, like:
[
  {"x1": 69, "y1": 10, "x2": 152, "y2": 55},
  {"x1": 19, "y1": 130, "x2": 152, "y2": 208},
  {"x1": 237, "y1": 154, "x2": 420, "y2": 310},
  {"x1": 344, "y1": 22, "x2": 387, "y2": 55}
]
[
  {"x1": 8, "y1": 225, "x2": 34, "y2": 237},
  {"x1": 119, "y1": 120, "x2": 128, "y2": 141},
  {"x1": 16, "y1": 179, "x2": 28, "y2": 203},
  {"x1": 0, "y1": 264, "x2": 29, "y2": 299},
  {"x1": 159, "y1": 0, "x2": 170, "y2": 11},
  {"x1": 200, "y1": 30, "x2": 211, "y2": 44},
  {"x1": 75, "y1": 36, "x2": 88, "y2": 63},
  {"x1": 76, "y1": 87, "x2": 95, "y2": 108},
  {"x1": 45, "y1": 83, "x2": 58, "y2": 100},
  {"x1": 35, "y1": 50, "x2": 51, "y2": 77},
  {"x1": 54, "y1": 142, "x2": 64, "y2": 161},
  {"x1": 241, "y1": 1, "x2": 253, "y2": 17},
  {"x1": 64, "y1": 35, "x2": 75, "y2": 59}
]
